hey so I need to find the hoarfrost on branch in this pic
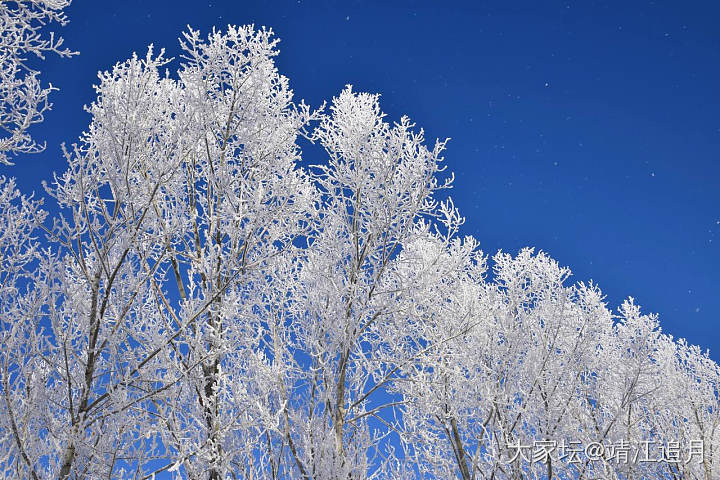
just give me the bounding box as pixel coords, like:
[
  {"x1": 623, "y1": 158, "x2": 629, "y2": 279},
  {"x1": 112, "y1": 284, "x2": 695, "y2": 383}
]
[{"x1": 0, "y1": 24, "x2": 717, "y2": 480}]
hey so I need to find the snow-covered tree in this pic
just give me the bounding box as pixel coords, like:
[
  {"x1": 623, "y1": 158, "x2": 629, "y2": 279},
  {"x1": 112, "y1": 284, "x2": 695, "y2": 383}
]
[
  {"x1": 0, "y1": 0, "x2": 76, "y2": 165},
  {"x1": 0, "y1": 24, "x2": 717, "y2": 480},
  {"x1": 280, "y1": 86, "x2": 455, "y2": 479},
  {"x1": 396, "y1": 249, "x2": 718, "y2": 480}
]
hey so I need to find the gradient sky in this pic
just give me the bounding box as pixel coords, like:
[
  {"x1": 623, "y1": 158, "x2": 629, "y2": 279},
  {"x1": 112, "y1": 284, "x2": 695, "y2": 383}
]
[{"x1": 10, "y1": 0, "x2": 720, "y2": 360}]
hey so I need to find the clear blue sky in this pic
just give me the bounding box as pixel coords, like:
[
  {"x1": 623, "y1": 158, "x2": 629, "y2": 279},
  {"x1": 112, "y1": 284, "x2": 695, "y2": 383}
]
[{"x1": 12, "y1": 0, "x2": 720, "y2": 359}]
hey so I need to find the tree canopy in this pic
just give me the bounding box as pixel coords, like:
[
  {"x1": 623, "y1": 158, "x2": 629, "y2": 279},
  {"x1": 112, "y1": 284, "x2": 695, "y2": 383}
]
[{"x1": 0, "y1": 20, "x2": 717, "y2": 480}]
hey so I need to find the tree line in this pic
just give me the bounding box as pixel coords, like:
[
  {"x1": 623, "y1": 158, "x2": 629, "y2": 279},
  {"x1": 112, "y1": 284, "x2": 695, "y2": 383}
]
[{"x1": 0, "y1": 4, "x2": 717, "y2": 479}]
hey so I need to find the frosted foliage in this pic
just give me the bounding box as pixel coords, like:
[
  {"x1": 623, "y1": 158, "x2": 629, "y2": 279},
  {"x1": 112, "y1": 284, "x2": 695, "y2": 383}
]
[
  {"x1": 0, "y1": 25, "x2": 717, "y2": 480},
  {"x1": 0, "y1": 0, "x2": 76, "y2": 164}
]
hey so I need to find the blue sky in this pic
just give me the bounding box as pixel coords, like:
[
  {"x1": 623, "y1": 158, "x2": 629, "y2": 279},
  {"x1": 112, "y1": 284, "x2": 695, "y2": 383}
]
[{"x1": 12, "y1": 0, "x2": 720, "y2": 359}]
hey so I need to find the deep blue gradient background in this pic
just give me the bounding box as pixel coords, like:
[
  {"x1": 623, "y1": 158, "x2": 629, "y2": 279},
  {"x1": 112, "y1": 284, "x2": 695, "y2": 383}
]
[{"x1": 9, "y1": 1, "x2": 720, "y2": 359}]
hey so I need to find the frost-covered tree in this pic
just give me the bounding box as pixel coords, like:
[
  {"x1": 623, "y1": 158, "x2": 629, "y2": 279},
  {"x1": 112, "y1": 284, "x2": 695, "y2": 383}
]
[
  {"x1": 0, "y1": 25, "x2": 319, "y2": 479},
  {"x1": 396, "y1": 249, "x2": 718, "y2": 480},
  {"x1": 0, "y1": 24, "x2": 718, "y2": 480},
  {"x1": 280, "y1": 86, "x2": 454, "y2": 479},
  {"x1": 0, "y1": 0, "x2": 76, "y2": 165}
]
